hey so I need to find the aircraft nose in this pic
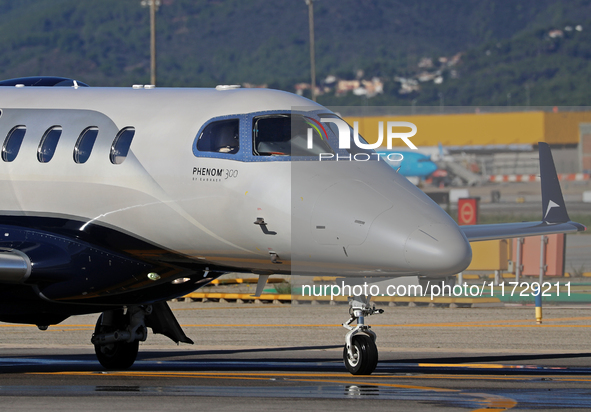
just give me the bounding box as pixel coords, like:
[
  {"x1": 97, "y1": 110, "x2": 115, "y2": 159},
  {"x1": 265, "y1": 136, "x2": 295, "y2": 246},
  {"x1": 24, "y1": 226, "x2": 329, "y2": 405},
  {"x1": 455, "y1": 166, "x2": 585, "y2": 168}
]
[{"x1": 404, "y1": 223, "x2": 472, "y2": 276}]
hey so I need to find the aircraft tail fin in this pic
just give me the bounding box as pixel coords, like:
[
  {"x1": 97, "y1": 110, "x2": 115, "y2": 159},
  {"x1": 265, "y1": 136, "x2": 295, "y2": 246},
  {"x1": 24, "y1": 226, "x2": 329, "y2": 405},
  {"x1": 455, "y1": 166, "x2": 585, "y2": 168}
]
[
  {"x1": 539, "y1": 142, "x2": 570, "y2": 224},
  {"x1": 460, "y1": 142, "x2": 585, "y2": 242},
  {"x1": 438, "y1": 142, "x2": 444, "y2": 159}
]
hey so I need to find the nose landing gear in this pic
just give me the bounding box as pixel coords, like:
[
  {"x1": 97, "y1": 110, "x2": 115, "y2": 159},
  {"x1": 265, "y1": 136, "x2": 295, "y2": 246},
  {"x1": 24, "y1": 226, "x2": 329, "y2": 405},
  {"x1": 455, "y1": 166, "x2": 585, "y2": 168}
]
[{"x1": 342, "y1": 295, "x2": 383, "y2": 375}]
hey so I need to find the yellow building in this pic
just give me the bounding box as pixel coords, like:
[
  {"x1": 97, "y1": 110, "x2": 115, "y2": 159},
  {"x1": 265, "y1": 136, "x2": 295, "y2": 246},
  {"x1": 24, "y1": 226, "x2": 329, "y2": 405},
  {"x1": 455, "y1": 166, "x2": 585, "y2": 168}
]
[{"x1": 344, "y1": 111, "x2": 591, "y2": 147}]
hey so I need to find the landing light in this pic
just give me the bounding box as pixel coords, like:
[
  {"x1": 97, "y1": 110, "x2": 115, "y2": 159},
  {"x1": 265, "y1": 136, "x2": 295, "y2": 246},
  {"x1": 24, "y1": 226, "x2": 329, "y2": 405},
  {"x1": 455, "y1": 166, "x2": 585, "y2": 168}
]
[
  {"x1": 147, "y1": 272, "x2": 161, "y2": 281},
  {"x1": 172, "y1": 277, "x2": 191, "y2": 285}
]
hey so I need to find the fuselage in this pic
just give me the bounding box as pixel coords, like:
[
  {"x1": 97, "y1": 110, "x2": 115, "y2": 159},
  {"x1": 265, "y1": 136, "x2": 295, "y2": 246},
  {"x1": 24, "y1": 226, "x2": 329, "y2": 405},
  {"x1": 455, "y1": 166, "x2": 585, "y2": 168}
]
[{"x1": 0, "y1": 86, "x2": 471, "y2": 310}]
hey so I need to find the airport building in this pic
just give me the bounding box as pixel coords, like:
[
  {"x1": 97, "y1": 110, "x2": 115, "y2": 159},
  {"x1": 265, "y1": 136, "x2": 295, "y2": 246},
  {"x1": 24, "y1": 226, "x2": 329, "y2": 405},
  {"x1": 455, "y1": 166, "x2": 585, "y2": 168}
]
[{"x1": 344, "y1": 109, "x2": 591, "y2": 174}]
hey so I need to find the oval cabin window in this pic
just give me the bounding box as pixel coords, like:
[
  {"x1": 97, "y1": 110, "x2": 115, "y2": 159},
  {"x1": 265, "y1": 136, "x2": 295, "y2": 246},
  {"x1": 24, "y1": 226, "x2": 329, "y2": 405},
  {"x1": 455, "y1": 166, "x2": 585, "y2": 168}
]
[
  {"x1": 38, "y1": 126, "x2": 62, "y2": 163},
  {"x1": 2, "y1": 126, "x2": 26, "y2": 162},
  {"x1": 74, "y1": 127, "x2": 99, "y2": 164},
  {"x1": 110, "y1": 127, "x2": 135, "y2": 164}
]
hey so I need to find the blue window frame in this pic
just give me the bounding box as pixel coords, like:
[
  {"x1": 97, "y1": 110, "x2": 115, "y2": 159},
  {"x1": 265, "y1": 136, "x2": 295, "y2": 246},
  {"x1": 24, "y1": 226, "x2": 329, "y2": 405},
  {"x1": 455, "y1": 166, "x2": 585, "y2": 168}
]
[
  {"x1": 197, "y1": 119, "x2": 240, "y2": 154},
  {"x1": 192, "y1": 110, "x2": 341, "y2": 163}
]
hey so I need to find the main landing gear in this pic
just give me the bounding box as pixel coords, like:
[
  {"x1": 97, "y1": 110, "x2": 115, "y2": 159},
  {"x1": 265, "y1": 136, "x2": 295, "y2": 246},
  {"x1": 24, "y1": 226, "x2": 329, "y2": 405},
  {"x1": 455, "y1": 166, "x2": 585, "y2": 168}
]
[
  {"x1": 91, "y1": 302, "x2": 193, "y2": 370},
  {"x1": 91, "y1": 306, "x2": 149, "y2": 369},
  {"x1": 342, "y1": 295, "x2": 383, "y2": 375}
]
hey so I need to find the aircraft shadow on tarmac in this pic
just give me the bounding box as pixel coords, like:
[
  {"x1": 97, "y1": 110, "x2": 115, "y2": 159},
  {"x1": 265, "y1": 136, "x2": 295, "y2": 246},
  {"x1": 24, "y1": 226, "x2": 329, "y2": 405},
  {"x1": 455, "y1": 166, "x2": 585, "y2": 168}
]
[
  {"x1": 2, "y1": 346, "x2": 591, "y2": 375},
  {"x1": 379, "y1": 352, "x2": 591, "y2": 365}
]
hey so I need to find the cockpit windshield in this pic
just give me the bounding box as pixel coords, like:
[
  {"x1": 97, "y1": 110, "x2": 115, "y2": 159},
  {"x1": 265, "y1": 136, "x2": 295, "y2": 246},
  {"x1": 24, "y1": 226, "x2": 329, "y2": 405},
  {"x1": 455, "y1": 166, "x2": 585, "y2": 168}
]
[{"x1": 253, "y1": 114, "x2": 333, "y2": 156}]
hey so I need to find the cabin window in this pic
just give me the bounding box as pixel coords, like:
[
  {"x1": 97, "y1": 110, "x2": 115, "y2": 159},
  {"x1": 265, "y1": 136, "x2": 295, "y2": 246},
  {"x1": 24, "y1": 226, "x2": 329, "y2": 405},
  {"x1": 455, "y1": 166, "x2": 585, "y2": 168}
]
[
  {"x1": 252, "y1": 114, "x2": 333, "y2": 156},
  {"x1": 197, "y1": 119, "x2": 239, "y2": 154},
  {"x1": 74, "y1": 127, "x2": 98, "y2": 164},
  {"x1": 37, "y1": 126, "x2": 62, "y2": 163},
  {"x1": 110, "y1": 127, "x2": 135, "y2": 164},
  {"x1": 2, "y1": 126, "x2": 26, "y2": 162}
]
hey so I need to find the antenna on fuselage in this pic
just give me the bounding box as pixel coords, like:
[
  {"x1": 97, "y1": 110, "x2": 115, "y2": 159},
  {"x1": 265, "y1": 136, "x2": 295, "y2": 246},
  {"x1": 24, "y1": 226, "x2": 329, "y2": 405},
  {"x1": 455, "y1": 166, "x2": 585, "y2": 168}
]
[{"x1": 215, "y1": 85, "x2": 241, "y2": 90}]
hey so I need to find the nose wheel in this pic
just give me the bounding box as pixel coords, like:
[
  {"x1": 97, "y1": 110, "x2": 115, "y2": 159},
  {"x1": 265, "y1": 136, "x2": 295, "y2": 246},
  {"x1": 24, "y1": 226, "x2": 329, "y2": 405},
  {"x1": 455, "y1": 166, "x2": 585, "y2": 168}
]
[
  {"x1": 342, "y1": 295, "x2": 383, "y2": 375},
  {"x1": 343, "y1": 334, "x2": 378, "y2": 375}
]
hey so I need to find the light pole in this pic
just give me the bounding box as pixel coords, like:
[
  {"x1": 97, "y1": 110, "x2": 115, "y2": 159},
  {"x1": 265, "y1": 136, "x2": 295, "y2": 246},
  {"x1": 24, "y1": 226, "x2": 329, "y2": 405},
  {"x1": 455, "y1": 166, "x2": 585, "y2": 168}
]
[
  {"x1": 305, "y1": 0, "x2": 316, "y2": 102},
  {"x1": 141, "y1": 0, "x2": 160, "y2": 86}
]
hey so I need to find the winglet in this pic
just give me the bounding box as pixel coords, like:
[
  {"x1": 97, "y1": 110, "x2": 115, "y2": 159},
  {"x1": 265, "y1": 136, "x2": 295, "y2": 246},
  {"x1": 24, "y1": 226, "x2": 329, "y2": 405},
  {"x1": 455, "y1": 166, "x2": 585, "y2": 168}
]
[{"x1": 539, "y1": 142, "x2": 570, "y2": 224}]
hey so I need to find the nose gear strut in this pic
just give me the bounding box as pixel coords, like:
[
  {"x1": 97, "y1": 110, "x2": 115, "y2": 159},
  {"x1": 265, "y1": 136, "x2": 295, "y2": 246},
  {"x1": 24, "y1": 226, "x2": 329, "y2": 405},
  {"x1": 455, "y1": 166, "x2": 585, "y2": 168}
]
[{"x1": 342, "y1": 295, "x2": 383, "y2": 375}]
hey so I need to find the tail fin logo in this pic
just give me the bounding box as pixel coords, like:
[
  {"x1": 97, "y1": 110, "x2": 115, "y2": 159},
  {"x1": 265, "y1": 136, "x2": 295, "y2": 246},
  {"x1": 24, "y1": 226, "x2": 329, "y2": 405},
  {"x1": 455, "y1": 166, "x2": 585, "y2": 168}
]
[{"x1": 544, "y1": 200, "x2": 560, "y2": 220}]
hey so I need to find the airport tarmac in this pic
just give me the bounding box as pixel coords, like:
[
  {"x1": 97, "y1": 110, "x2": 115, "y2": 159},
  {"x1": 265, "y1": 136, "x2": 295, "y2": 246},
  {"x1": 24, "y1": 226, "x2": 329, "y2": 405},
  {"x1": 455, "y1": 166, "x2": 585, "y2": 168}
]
[{"x1": 1, "y1": 303, "x2": 591, "y2": 411}]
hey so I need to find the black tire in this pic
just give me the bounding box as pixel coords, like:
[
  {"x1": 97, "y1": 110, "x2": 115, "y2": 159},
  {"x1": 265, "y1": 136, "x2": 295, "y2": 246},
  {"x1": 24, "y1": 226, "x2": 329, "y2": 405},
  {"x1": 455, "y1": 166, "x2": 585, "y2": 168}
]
[
  {"x1": 93, "y1": 313, "x2": 139, "y2": 370},
  {"x1": 343, "y1": 334, "x2": 378, "y2": 375}
]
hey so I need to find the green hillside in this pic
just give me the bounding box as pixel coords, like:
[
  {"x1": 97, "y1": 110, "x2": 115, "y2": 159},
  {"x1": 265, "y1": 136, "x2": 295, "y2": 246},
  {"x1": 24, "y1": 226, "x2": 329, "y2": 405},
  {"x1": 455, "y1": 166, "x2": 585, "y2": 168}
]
[
  {"x1": 414, "y1": 21, "x2": 591, "y2": 106},
  {"x1": 0, "y1": 0, "x2": 590, "y2": 105}
]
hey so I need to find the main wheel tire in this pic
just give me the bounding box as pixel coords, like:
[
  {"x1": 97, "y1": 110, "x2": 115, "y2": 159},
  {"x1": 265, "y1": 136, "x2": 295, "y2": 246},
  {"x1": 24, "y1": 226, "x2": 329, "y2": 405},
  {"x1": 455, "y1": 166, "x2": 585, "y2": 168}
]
[
  {"x1": 343, "y1": 335, "x2": 378, "y2": 375},
  {"x1": 93, "y1": 313, "x2": 139, "y2": 370}
]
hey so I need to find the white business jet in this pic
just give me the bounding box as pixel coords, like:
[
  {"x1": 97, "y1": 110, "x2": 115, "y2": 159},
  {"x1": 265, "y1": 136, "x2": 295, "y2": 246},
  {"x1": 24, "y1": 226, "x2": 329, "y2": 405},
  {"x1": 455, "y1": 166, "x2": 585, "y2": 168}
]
[{"x1": 0, "y1": 77, "x2": 583, "y2": 375}]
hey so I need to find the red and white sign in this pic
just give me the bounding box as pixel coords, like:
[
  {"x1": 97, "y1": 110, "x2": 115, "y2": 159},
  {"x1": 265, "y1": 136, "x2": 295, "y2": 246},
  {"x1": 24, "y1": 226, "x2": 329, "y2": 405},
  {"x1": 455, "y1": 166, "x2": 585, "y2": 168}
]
[{"x1": 458, "y1": 198, "x2": 478, "y2": 225}]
